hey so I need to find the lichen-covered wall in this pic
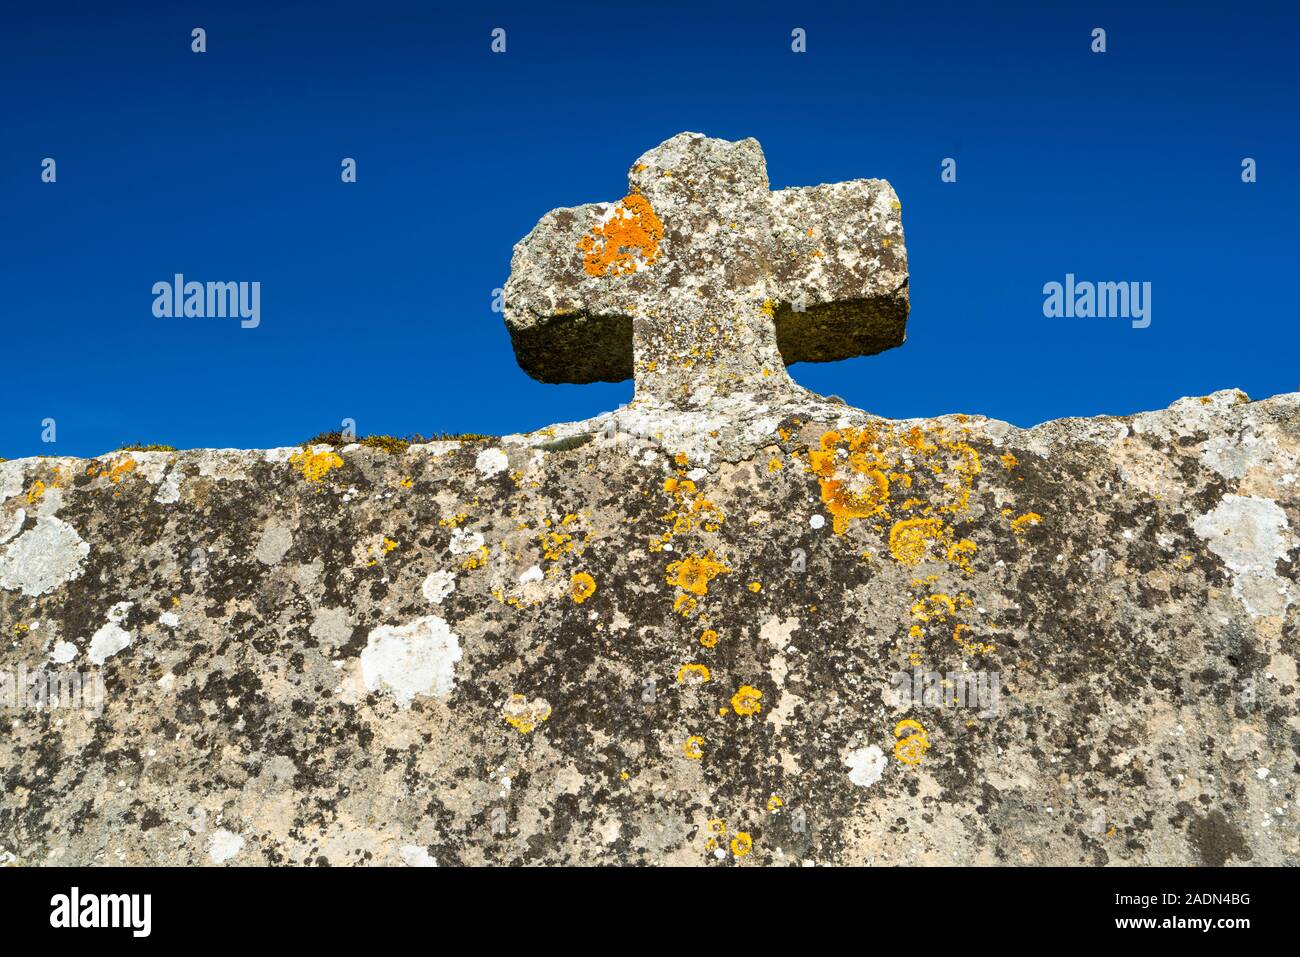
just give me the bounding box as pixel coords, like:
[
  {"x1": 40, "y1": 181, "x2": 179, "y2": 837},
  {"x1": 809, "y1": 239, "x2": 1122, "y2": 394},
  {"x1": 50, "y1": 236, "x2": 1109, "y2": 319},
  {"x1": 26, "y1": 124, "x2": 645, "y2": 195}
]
[{"x1": 1, "y1": 388, "x2": 1297, "y2": 866}]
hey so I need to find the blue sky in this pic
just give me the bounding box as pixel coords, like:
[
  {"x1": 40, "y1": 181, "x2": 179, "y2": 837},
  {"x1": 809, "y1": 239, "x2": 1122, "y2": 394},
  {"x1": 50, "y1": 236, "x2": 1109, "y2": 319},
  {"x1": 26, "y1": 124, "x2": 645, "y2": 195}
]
[{"x1": 3, "y1": 1, "x2": 1297, "y2": 457}]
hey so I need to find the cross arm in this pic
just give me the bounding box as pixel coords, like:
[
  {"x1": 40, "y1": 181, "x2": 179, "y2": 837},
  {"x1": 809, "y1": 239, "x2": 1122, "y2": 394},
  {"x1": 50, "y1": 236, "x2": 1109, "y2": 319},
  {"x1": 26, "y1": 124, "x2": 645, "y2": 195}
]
[{"x1": 768, "y1": 179, "x2": 909, "y2": 365}]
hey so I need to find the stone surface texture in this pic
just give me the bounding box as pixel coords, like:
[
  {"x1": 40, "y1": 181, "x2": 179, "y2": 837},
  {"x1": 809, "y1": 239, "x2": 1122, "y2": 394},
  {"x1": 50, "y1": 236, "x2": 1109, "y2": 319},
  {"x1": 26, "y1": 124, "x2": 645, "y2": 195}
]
[{"x1": 1, "y1": 387, "x2": 1298, "y2": 866}]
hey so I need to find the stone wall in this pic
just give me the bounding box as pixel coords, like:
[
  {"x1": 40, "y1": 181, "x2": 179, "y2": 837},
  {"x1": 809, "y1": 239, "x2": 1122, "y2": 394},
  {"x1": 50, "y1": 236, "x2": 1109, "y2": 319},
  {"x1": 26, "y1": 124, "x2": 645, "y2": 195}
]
[{"x1": 1, "y1": 387, "x2": 1297, "y2": 865}]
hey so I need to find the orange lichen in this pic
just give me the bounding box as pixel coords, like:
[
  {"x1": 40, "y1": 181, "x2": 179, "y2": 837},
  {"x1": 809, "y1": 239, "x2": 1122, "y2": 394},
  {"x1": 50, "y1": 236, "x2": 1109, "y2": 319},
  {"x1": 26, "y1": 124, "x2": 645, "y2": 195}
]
[
  {"x1": 699, "y1": 629, "x2": 718, "y2": 648},
  {"x1": 888, "y1": 517, "x2": 945, "y2": 566},
  {"x1": 106, "y1": 457, "x2": 137, "y2": 484},
  {"x1": 578, "y1": 194, "x2": 663, "y2": 277},
  {"x1": 666, "y1": 551, "x2": 730, "y2": 596},
  {"x1": 806, "y1": 425, "x2": 982, "y2": 551},
  {"x1": 570, "y1": 571, "x2": 596, "y2": 603}
]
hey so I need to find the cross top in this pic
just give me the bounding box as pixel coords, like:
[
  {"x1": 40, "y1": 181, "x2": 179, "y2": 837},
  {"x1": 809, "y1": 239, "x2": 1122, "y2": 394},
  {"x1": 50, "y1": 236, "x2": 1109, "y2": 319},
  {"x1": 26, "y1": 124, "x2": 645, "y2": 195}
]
[{"x1": 504, "y1": 132, "x2": 909, "y2": 405}]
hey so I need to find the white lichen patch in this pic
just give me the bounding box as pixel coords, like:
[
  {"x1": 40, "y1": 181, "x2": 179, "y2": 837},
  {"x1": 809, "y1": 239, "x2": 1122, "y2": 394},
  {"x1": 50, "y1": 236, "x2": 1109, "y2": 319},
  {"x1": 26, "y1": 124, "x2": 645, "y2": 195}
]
[
  {"x1": 0, "y1": 461, "x2": 24, "y2": 501},
  {"x1": 518, "y1": 565, "x2": 543, "y2": 585},
  {"x1": 155, "y1": 468, "x2": 183, "y2": 505},
  {"x1": 33, "y1": 486, "x2": 65, "y2": 517},
  {"x1": 1193, "y1": 494, "x2": 1296, "y2": 618},
  {"x1": 360, "y1": 615, "x2": 462, "y2": 707},
  {"x1": 309, "y1": 606, "x2": 353, "y2": 648},
  {"x1": 1201, "y1": 429, "x2": 1283, "y2": 480},
  {"x1": 130, "y1": 452, "x2": 172, "y2": 484},
  {"x1": 207, "y1": 828, "x2": 244, "y2": 864},
  {"x1": 196, "y1": 450, "x2": 253, "y2": 481},
  {"x1": 50, "y1": 640, "x2": 78, "y2": 664},
  {"x1": 254, "y1": 520, "x2": 295, "y2": 566},
  {"x1": 88, "y1": 602, "x2": 134, "y2": 665},
  {"x1": 398, "y1": 844, "x2": 438, "y2": 867},
  {"x1": 0, "y1": 516, "x2": 91, "y2": 597},
  {"x1": 448, "y1": 528, "x2": 485, "y2": 556},
  {"x1": 409, "y1": 440, "x2": 461, "y2": 458},
  {"x1": 475, "y1": 447, "x2": 509, "y2": 478},
  {"x1": 421, "y1": 570, "x2": 456, "y2": 604},
  {"x1": 845, "y1": 744, "x2": 887, "y2": 788}
]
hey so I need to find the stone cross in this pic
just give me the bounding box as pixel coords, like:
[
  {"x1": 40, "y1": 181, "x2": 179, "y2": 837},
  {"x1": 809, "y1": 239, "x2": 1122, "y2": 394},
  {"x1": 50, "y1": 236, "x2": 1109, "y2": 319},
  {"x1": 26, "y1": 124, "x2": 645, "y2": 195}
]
[{"x1": 503, "y1": 132, "x2": 909, "y2": 405}]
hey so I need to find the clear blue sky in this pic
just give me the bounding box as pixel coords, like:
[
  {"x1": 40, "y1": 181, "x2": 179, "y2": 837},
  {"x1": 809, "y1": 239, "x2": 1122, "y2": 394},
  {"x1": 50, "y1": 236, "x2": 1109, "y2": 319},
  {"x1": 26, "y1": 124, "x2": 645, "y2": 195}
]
[{"x1": 3, "y1": 1, "x2": 1297, "y2": 457}]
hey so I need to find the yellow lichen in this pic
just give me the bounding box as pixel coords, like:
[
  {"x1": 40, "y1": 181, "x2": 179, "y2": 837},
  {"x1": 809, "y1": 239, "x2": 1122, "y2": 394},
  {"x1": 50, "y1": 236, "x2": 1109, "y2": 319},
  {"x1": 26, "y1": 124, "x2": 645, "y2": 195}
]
[
  {"x1": 945, "y1": 538, "x2": 977, "y2": 573},
  {"x1": 676, "y1": 663, "x2": 711, "y2": 684},
  {"x1": 893, "y1": 718, "x2": 930, "y2": 765},
  {"x1": 730, "y1": 685, "x2": 763, "y2": 716},
  {"x1": 911, "y1": 593, "x2": 958, "y2": 622},
  {"x1": 1010, "y1": 512, "x2": 1042, "y2": 535},
  {"x1": 290, "y1": 447, "x2": 344, "y2": 483},
  {"x1": 540, "y1": 530, "x2": 574, "y2": 561},
  {"x1": 730, "y1": 832, "x2": 753, "y2": 857},
  {"x1": 502, "y1": 694, "x2": 551, "y2": 734},
  {"x1": 570, "y1": 571, "x2": 596, "y2": 604},
  {"x1": 25, "y1": 481, "x2": 46, "y2": 504},
  {"x1": 705, "y1": 818, "x2": 727, "y2": 850},
  {"x1": 682, "y1": 735, "x2": 705, "y2": 760},
  {"x1": 699, "y1": 629, "x2": 718, "y2": 648}
]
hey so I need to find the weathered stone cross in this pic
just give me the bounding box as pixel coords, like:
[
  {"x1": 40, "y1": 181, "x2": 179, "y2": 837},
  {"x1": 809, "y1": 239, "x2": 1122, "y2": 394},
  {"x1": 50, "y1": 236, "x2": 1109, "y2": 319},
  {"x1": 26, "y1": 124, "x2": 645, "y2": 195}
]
[{"x1": 504, "y1": 132, "x2": 909, "y2": 406}]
